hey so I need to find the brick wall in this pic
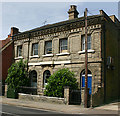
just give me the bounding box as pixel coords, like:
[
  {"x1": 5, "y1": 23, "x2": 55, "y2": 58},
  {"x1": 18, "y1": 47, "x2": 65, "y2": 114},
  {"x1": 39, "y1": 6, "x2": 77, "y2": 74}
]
[
  {"x1": 2, "y1": 41, "x2": 13, "y2": 82},
  {"x1": 104, "y1": 19, "x2": 119, "y2": 103}
]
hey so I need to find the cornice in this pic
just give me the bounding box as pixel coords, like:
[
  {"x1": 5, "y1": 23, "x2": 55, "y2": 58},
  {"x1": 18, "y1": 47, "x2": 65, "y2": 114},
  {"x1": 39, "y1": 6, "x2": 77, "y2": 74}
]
[{"x1": 13, "y1": 15, "x2": 104, "y2": 41}]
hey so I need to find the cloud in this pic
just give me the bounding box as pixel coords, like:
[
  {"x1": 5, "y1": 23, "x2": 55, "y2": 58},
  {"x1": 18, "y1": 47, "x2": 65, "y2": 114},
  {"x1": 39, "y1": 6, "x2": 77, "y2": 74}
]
[
  {"x1": 1, "y1": 2, "x2": 119, "y2": 40},
  {"x1": 1, "y1": 0, "x2": 120, "y2": 2}
]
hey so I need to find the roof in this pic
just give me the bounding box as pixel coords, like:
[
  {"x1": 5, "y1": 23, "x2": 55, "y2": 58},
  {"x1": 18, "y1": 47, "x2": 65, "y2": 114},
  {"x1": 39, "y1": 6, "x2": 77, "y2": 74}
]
[
  {"x1": 12, "y1": 10, "x2": 120, "y2": 40},
  {"x1": 0, "y1": 38, "x2": 11, "y2": 49},
  {"x1": 14, "y1": 14, "x2": 104, "y2": 36}
]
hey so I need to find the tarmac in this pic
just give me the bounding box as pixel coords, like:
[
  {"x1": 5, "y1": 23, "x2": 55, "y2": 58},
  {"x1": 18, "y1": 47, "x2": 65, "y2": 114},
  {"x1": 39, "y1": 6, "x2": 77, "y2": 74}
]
[{"x1": 0, "y1": 96, "x2": 119, "y2": 115}]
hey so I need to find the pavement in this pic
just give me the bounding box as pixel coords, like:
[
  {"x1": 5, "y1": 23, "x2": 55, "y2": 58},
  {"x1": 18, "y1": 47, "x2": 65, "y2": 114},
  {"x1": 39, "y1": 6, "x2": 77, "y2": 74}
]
[{"x1": 0, "y1": 96, "x2": 119, "y2": 115}]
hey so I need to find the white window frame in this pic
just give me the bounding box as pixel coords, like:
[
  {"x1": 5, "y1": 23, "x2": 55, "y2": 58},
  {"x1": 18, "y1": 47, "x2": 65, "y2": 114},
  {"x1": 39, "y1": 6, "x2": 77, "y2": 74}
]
[
  {"x1": 43, "y1": 70, "x2": 51, "y2": 88},
  {"x1": 17, "y1": 45, "x2": 22, "y2": 57},
  {"x1": 32, "y1": 43, "x2": 38, "y2": 56},
  {"x1": 45, "y1": 41, "x2": 52, "y2": 54},
  {"x1": 81, "y1": 35, "x2": 91, "y2": 51},
  {"x1": 59, "y1": 38, "x2": 68, "y2": 53}
]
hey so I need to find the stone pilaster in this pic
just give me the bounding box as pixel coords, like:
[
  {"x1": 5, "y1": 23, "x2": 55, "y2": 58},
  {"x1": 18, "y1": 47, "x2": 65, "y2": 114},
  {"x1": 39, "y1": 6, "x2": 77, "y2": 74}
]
[
  {"x1": 64, "y1": 86, "x2": 70, "y2": 105},
  {"x1": 4, "y1": 84, "x2": 8, "y2": 97}
]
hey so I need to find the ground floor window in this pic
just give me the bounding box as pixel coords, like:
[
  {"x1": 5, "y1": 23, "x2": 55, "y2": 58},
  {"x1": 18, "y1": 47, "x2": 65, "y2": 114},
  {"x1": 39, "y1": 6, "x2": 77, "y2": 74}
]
[
  {"x1": 30, "y1": 70, "x2": 37, "y2": 87},
  {"x1": 43, "y1": 70, "x2": 51, "y2": 88}
]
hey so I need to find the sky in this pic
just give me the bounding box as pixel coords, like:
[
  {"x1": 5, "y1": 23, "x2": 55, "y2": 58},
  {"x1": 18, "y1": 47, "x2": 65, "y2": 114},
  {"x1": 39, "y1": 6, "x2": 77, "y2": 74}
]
[{"x1": 1, "y1": 1, "x2": 119, "y2": 40}]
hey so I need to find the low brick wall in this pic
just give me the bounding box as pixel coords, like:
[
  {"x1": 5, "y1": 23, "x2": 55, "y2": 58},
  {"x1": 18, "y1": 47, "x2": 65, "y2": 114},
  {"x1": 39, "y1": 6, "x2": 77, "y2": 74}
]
[{"x1": 18, "y1": 93, "x2": 65, "y2": 104}]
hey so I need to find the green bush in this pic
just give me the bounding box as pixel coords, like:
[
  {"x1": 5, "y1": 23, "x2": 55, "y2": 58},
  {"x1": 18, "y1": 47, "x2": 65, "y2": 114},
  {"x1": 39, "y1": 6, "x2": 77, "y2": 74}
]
[
  {"x1": 44, "y1": 68, "x2": 78, "y2": 98},
  {"x1": 7, "y1": 88, "x2": 18, "y2": 99},
  {"x1": 5, "y1": 59, "x2": 29, "y2": 91}
]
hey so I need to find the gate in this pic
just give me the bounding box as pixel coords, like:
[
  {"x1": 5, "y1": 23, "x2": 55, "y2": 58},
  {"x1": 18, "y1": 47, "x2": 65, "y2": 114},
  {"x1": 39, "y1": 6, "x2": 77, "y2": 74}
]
[{"x1": 69, "y1": 89, "x2": 81, "y2": 105}]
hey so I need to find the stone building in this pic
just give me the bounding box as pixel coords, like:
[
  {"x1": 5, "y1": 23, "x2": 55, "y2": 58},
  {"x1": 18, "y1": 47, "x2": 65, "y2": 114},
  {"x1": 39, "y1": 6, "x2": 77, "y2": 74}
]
[{"x1": 12, "y1": 5, "x2": 120, "y2": 106}]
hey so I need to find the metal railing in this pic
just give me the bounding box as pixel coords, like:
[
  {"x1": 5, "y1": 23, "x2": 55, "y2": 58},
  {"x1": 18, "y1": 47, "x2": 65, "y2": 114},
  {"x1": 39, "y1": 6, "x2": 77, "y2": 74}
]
[
  {"x1": 1, "y1": 85, "x2": 5, "y2": 96},
  {"x1": 69, "y1": 89, "x2": 81, "y2": 105},
  {"x1": 18, "y1": 86, "x2": 37, "y2": 95}
]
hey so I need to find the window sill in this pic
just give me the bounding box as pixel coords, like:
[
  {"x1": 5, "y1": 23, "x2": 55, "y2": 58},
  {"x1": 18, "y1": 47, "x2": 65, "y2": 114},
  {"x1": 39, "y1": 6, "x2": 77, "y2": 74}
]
[
  {"x1": 56, "y1": 52, "x2": 70, "y2": 56},
  {"x1": 14, "y1": 56, "x2": 23, "y2": 60},
  {"x1": 42, "y1": 54, "x2": 53, "y2": 57},
  {"x1": 30, "y1": 55, "x2": 39, "y2": 58},
  {"x1": 78, "y1": 49, "x2": 95, "y2": 54}
]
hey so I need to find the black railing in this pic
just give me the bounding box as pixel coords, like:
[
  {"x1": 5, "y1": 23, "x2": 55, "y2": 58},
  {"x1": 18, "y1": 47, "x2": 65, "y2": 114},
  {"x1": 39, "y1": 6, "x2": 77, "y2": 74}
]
[
  {"x1": 69, "y1": 89, "x2": 81, "y2": 105},
  {"x1": 18, "y1": 86, "x2": 37, "y2": 95},
  {"x1": 2, "y1": 85, "x2": 5, "y2": 96}
]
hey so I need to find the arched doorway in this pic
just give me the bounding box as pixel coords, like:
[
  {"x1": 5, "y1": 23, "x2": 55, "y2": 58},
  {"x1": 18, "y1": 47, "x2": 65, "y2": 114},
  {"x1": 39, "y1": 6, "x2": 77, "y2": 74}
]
[
  {"x1": 43, "y1": 70, "x2": 51, "y2": 88},
  {"x1": 80, "y1": 69, "x2": 92, "y2": 95},
  {"x1": 30, "y1": 70, "x2": 37, "y2": 87}
]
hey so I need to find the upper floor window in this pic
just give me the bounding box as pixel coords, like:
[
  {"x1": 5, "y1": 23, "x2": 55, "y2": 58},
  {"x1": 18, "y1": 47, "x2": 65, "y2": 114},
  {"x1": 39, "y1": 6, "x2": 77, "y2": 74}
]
[
  {"x1": 17, "y1": 45, "x2": 22, "y2": 57},
  {"x1": 81, "y1": 35, "x2": 91, "y2": 51},
  {"x1": 60, "y1": 38, "x2": 68, "y2": 53},
  {"x1": 32, "y1": 43, "x2": 38, "y2": 56},
  {"x1": 45, "y1": 41, "x2": 52, "y2": 54}
]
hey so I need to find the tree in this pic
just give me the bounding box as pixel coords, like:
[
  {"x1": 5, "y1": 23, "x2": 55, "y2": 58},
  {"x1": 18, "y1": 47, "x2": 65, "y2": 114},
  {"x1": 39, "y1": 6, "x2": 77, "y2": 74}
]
[
  {"x1": 5, "y1": 59, "x2": 29, "y2": 91},
  {"x1": 44, "y1": 68, "x2": 78, "y2": 98}
]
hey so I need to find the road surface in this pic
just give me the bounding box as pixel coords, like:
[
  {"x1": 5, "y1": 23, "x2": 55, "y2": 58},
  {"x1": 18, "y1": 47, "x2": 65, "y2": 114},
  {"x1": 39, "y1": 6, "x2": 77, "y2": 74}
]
[{"x1": 1, "y1": 104, "x2": 118, "y2": 116}]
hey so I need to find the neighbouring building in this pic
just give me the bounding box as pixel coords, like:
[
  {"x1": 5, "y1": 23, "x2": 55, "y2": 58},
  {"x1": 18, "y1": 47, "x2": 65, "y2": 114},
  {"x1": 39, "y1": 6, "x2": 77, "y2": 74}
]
[
  {"x1": 12, "y1": 5, "x2": 120, "y2": 106},
  {"x1": 0, "y1": 27, "x2": 19, "y2": 95}
]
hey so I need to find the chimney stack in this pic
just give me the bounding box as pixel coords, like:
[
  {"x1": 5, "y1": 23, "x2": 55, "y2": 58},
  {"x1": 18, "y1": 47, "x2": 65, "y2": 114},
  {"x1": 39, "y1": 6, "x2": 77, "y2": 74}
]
[
  {"x1": 68, "y1": 5, "x2": 79, "y2": 20},
  {"x1": 10, "y1": 27, "x2": 19, "y2": 36}
]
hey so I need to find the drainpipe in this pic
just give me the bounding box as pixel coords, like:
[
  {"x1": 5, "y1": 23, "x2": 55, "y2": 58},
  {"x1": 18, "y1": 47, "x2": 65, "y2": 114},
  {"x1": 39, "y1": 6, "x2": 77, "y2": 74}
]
[
  {"x1": 11, "y1": 36, "x2": 15, "y2": 63},
  {"x1": 27, "y1": 32, "x2": 30, "y2": 72},
  {"x1": 103, "y1": 22, "x2": 106, "y2": 104}
]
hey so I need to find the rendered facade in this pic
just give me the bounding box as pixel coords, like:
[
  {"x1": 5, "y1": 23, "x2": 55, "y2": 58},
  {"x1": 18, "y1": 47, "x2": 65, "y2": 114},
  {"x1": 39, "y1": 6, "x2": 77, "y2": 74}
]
[{"x1": 12, "y1": 5, "x2": 120, "y2": 106}]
